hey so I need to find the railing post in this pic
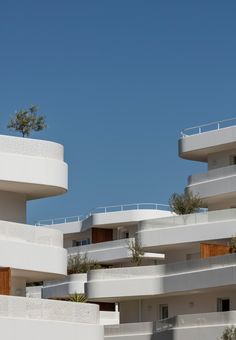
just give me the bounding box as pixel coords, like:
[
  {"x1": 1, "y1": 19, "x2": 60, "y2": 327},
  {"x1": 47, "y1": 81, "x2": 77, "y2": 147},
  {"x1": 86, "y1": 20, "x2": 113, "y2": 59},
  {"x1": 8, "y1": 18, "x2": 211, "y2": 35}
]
[
  {"x1": 199, "y1": 127, "x2": 201, "y2": 134},
  {"x1": 217, "y1": 122, "x2": 220, "y2": 130}
]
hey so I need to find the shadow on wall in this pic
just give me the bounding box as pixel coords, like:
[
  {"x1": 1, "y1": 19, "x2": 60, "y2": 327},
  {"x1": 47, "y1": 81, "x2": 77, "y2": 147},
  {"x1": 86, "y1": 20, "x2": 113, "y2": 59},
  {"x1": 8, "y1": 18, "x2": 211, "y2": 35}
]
[{"x1": 151, "y1": 330, "x2": 174, "y2": 340}]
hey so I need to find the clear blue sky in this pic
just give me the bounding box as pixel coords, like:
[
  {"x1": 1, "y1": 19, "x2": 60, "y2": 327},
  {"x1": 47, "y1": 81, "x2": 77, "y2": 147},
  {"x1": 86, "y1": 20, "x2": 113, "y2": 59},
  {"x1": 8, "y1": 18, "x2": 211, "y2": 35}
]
[{"x1": 0, "y1": 1, "x2": 236, "y2": 223}]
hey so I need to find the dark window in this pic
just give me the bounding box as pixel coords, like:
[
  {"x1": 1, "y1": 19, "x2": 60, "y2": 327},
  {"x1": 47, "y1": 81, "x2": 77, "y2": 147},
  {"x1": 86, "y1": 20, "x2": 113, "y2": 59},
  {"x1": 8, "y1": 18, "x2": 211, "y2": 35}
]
[
  {"x1": 217, "y1": 298, "x2": 230, "y2": 312},
  {"x1": 160, "y1": 304, "x2": 168, "y2": 319}
]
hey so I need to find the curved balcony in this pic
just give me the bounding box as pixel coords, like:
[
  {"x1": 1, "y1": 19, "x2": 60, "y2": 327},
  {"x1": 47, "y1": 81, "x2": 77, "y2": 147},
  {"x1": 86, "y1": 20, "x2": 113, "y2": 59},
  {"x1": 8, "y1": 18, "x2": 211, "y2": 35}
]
[
  {"x1": 104, "y1": 311, "x2": 236, "y2": 340},
  {"x1": 0, "y1": 220, "x2": 67, "y2": 280},
  {"x1": 179, "y1": 119, "x2": 236, "y2": 161},
  {"x1": 0, "y1": 134, "x2": 68, "y2": 200},
  {"x1": 0, "y1": 295, "x2": 103, "y2": 340},
  {"x1": 138, "y1": 208, "x2": 236, "y2": 249},
  {"x1": 187, "y1": 165, "x2": 236, "y2": 204},
  {"x1": 42, "y1": 274, "x2": 87, "y2": 299},
  {"x1": 86, "y1": 253, "x2": 236, "y2": 302}
]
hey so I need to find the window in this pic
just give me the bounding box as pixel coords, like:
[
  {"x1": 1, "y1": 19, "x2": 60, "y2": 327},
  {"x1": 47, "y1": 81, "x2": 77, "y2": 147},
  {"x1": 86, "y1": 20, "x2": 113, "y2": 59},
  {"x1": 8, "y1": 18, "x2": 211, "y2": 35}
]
[
  {"x1": 230, "y1": 156, "x2": 236, "y2": 165},
  {"x1": 72, "y1": 239, "x2": 90, "y2": 247},
  {"x1": 159, "y1": 304, "x2": 168, "y2": 319},
  {"x1": 217, "y1": 298, "x2": 230, "y2": 312}
]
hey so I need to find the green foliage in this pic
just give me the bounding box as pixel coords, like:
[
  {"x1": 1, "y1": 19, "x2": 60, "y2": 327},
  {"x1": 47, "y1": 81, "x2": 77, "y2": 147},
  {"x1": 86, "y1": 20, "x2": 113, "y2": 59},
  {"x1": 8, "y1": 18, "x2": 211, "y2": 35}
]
[
  {"x1": 128, "y1": 239, "x2": 145, "y2": 266},
  {"x1": 7, "y1": 105, "x2": 47, "y2": 137},
  {"x1": 69, "y1": 293, "x2": 87, "y2": 303},
  {"x1": 230, "y1": 236, "x2": 236, "y2": 253},
  {"x1": 169, "y1": 188, "x2": 203, "y2": 215},
  {"x1": 221, "y1": 326, "x2": 236, "y2": 340},
  {"x1": 67, "y1": 254, "x2": 101, "y2": 274}
]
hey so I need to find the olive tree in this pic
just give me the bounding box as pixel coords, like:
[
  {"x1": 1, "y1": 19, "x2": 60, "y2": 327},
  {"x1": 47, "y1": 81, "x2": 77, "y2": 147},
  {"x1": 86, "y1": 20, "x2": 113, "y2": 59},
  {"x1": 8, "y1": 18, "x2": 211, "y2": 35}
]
[
  {"x1": 67, "y1": 254, "x2": 101, "y2": 274},
  {"x1": 7, "y1": 105, "x2": 47, "y2": 137},
  {"x1": 169, "y1": 188, "x2": 203, "y2": 215},
  {"x1": 128, "y1": 239, "x2": 145, "y2": 266},
  {"x1": 221, "y1": 326, "x2": 236, "y2": 340}
]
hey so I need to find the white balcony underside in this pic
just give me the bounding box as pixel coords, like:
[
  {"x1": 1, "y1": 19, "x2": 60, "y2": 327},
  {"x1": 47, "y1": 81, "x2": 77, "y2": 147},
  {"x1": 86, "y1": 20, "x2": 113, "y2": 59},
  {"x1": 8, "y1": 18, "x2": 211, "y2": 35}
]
[
  {"x1": 86, "y1": 254, "x2": 236, "y2": 302},
  {"x1": 0, "y1": 295, "x2": 103, "y2": 340},
  {"x1": 138, "y1": 208, "x2": 236, "y2": 249},
  {"x1": 179, "y1": 125, "x2": 236, "y2": 161},
  {"x1": 104, "y1": 311, "x2": 236, "y2": 340}
]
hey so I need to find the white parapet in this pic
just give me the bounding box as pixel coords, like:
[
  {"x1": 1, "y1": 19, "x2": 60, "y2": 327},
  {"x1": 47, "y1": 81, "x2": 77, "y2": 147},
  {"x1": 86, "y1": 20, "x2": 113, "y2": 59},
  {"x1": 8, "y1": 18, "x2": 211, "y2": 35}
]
[
  {"x1": 0, "y1": 220, "x2": 67, "y2": 280},
  {"x1": 0, "y1": 295, "x2": 103, "y2": 340},
  {"x1": 104, "y1": 311, "x2": 236, "y2": 340},
  {"x1": 0, "y1": 134, "x2": 68, "y2": 200},
  {"x1": 179, "y1": 122, "x2": 236, "y2": 161},
  {"x1": 86, "y1": 254, "x2": 236, "y2": 301},
  {"x1": 138, "y1": 208, "x2": 236, "y2": 249},
  {"x1": 42, "y1": 273, "x2": 87, "y2": 299}
]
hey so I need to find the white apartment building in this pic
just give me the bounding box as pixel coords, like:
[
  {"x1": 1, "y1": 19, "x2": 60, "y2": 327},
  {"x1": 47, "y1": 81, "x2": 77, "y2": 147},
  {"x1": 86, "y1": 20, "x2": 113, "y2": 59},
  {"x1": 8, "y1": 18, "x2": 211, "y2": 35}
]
[
  {"x1": 0, "y1": 134, "x2": 103, "y2": 340},
  {"x1": 38, "y1": 118, "x2": 236, "y2": 340}
]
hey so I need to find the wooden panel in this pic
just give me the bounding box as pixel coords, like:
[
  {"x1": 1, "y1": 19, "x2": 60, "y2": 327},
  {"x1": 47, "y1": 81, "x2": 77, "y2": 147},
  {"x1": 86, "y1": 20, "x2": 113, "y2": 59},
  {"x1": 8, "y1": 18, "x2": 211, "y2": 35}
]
[
  {"x1": 92, "y1": 228, "x2": 113, "y2": 244},
  {"x1": 0, "y1": 268, "x2": 11, "y2": 295},
  {"x1": 200, "y1": 243, "x2": 231, "y2": 259}
]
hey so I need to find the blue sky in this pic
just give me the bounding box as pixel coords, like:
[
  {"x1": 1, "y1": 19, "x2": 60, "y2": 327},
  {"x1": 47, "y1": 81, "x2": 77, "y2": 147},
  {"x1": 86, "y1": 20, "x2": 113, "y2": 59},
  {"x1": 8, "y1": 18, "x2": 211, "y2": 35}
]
[{"x1": 0, "y1": 1, "x2": 236, "y2": 223}]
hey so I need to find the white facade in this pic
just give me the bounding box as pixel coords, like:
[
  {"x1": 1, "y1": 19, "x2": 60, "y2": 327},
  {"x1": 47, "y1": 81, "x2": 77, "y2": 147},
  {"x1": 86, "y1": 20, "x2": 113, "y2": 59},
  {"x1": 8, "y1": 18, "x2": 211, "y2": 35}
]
[
  {"x1": 14, "y1": 118, "x2": 236, "y2": 340},
  {"x1": 0, "y1": 134, "x2": 103, "y2": 340}
]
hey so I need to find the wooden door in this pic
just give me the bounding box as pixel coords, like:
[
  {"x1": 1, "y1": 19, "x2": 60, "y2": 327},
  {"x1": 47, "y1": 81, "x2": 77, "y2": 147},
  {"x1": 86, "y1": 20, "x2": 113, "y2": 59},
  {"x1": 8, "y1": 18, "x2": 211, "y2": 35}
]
[
  {"x1": 92, "y1": 228, "x2": 113, "y2": 243},
  {"x1": 200, "y1": 243, "x2": 231, "y2": 259},
  {"x1": 0, "y1": 268, "x2": 11, "y2": 295}
]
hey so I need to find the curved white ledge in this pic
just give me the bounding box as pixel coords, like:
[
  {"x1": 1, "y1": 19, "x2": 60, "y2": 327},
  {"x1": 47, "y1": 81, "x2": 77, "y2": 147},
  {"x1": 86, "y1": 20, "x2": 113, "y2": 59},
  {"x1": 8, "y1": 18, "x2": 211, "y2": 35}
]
[
  {"x1": 0, "y1": 221, "x2": 67, "y2": 280},
  {"x1": 187, "y1": 165, "x2": 236, "y2": 204},
  {"x1": 138, "y1": 208, "x2": 236, "y2": 248},
  {"x1": 179, "y1": 126, "x2": 236, "y2": 161},
  {"x1": 86, "y1": 254, "x2": 236, "y2": 301},
  {"x1": 46, "y1": 209, "x2": 172, "y2": 234},
  {"x1": 0, "y1": 135, "x2": 68, "y2": 199},
  {"x1": 43, "y1": 274, "x2": 87, "y2": 299},
  {"x1": 104, "y1": 311, "x2": 236, "y2": 339},
  {"x1": 0, "y1": 295, "x2": 103, "y2": 340}
]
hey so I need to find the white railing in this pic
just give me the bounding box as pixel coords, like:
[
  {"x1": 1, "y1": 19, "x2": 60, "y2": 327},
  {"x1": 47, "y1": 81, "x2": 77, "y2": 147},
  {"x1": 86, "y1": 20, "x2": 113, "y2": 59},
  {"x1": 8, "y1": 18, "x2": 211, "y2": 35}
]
[
  {"x1": 36, "y1": 203, "x2": 170, "y2": 226},
  {"x1": 181, "y1": 117, "x2": 236, "y2": 137},
  {"x1": 0, "y1": 294, "x2": 99, "y2": 324}
]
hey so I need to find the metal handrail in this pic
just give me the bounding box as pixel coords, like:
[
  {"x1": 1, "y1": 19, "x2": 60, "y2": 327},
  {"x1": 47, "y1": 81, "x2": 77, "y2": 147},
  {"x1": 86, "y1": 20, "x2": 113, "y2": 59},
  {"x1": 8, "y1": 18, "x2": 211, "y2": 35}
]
[
  {"x1": 36, "y1": 203, "x2": 170, "y2": 226},
  {"x1": 181, "y1": 117, "x2": 236, "y2": 137}
]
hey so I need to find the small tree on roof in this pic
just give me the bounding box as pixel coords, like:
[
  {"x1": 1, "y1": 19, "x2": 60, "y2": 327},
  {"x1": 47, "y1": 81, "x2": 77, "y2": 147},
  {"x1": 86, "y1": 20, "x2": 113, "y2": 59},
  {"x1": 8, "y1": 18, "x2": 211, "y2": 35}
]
[
  {"x1": 169, "y1": 188, "x2": 203, "y2": 215},
  {"x1": 7, "y1": 105, "x2": 47, "y2": 137}
]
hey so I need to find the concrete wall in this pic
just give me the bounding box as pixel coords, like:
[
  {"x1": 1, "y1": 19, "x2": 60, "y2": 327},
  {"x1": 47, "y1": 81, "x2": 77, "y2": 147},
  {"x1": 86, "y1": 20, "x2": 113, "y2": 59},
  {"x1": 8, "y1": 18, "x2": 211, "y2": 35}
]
[
  {"x1": 0, "y1": 318, "x2": 104, "y2": 340},
  {"x1": 0, "y1": 191, "x2": 26, "y2": 223}
]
